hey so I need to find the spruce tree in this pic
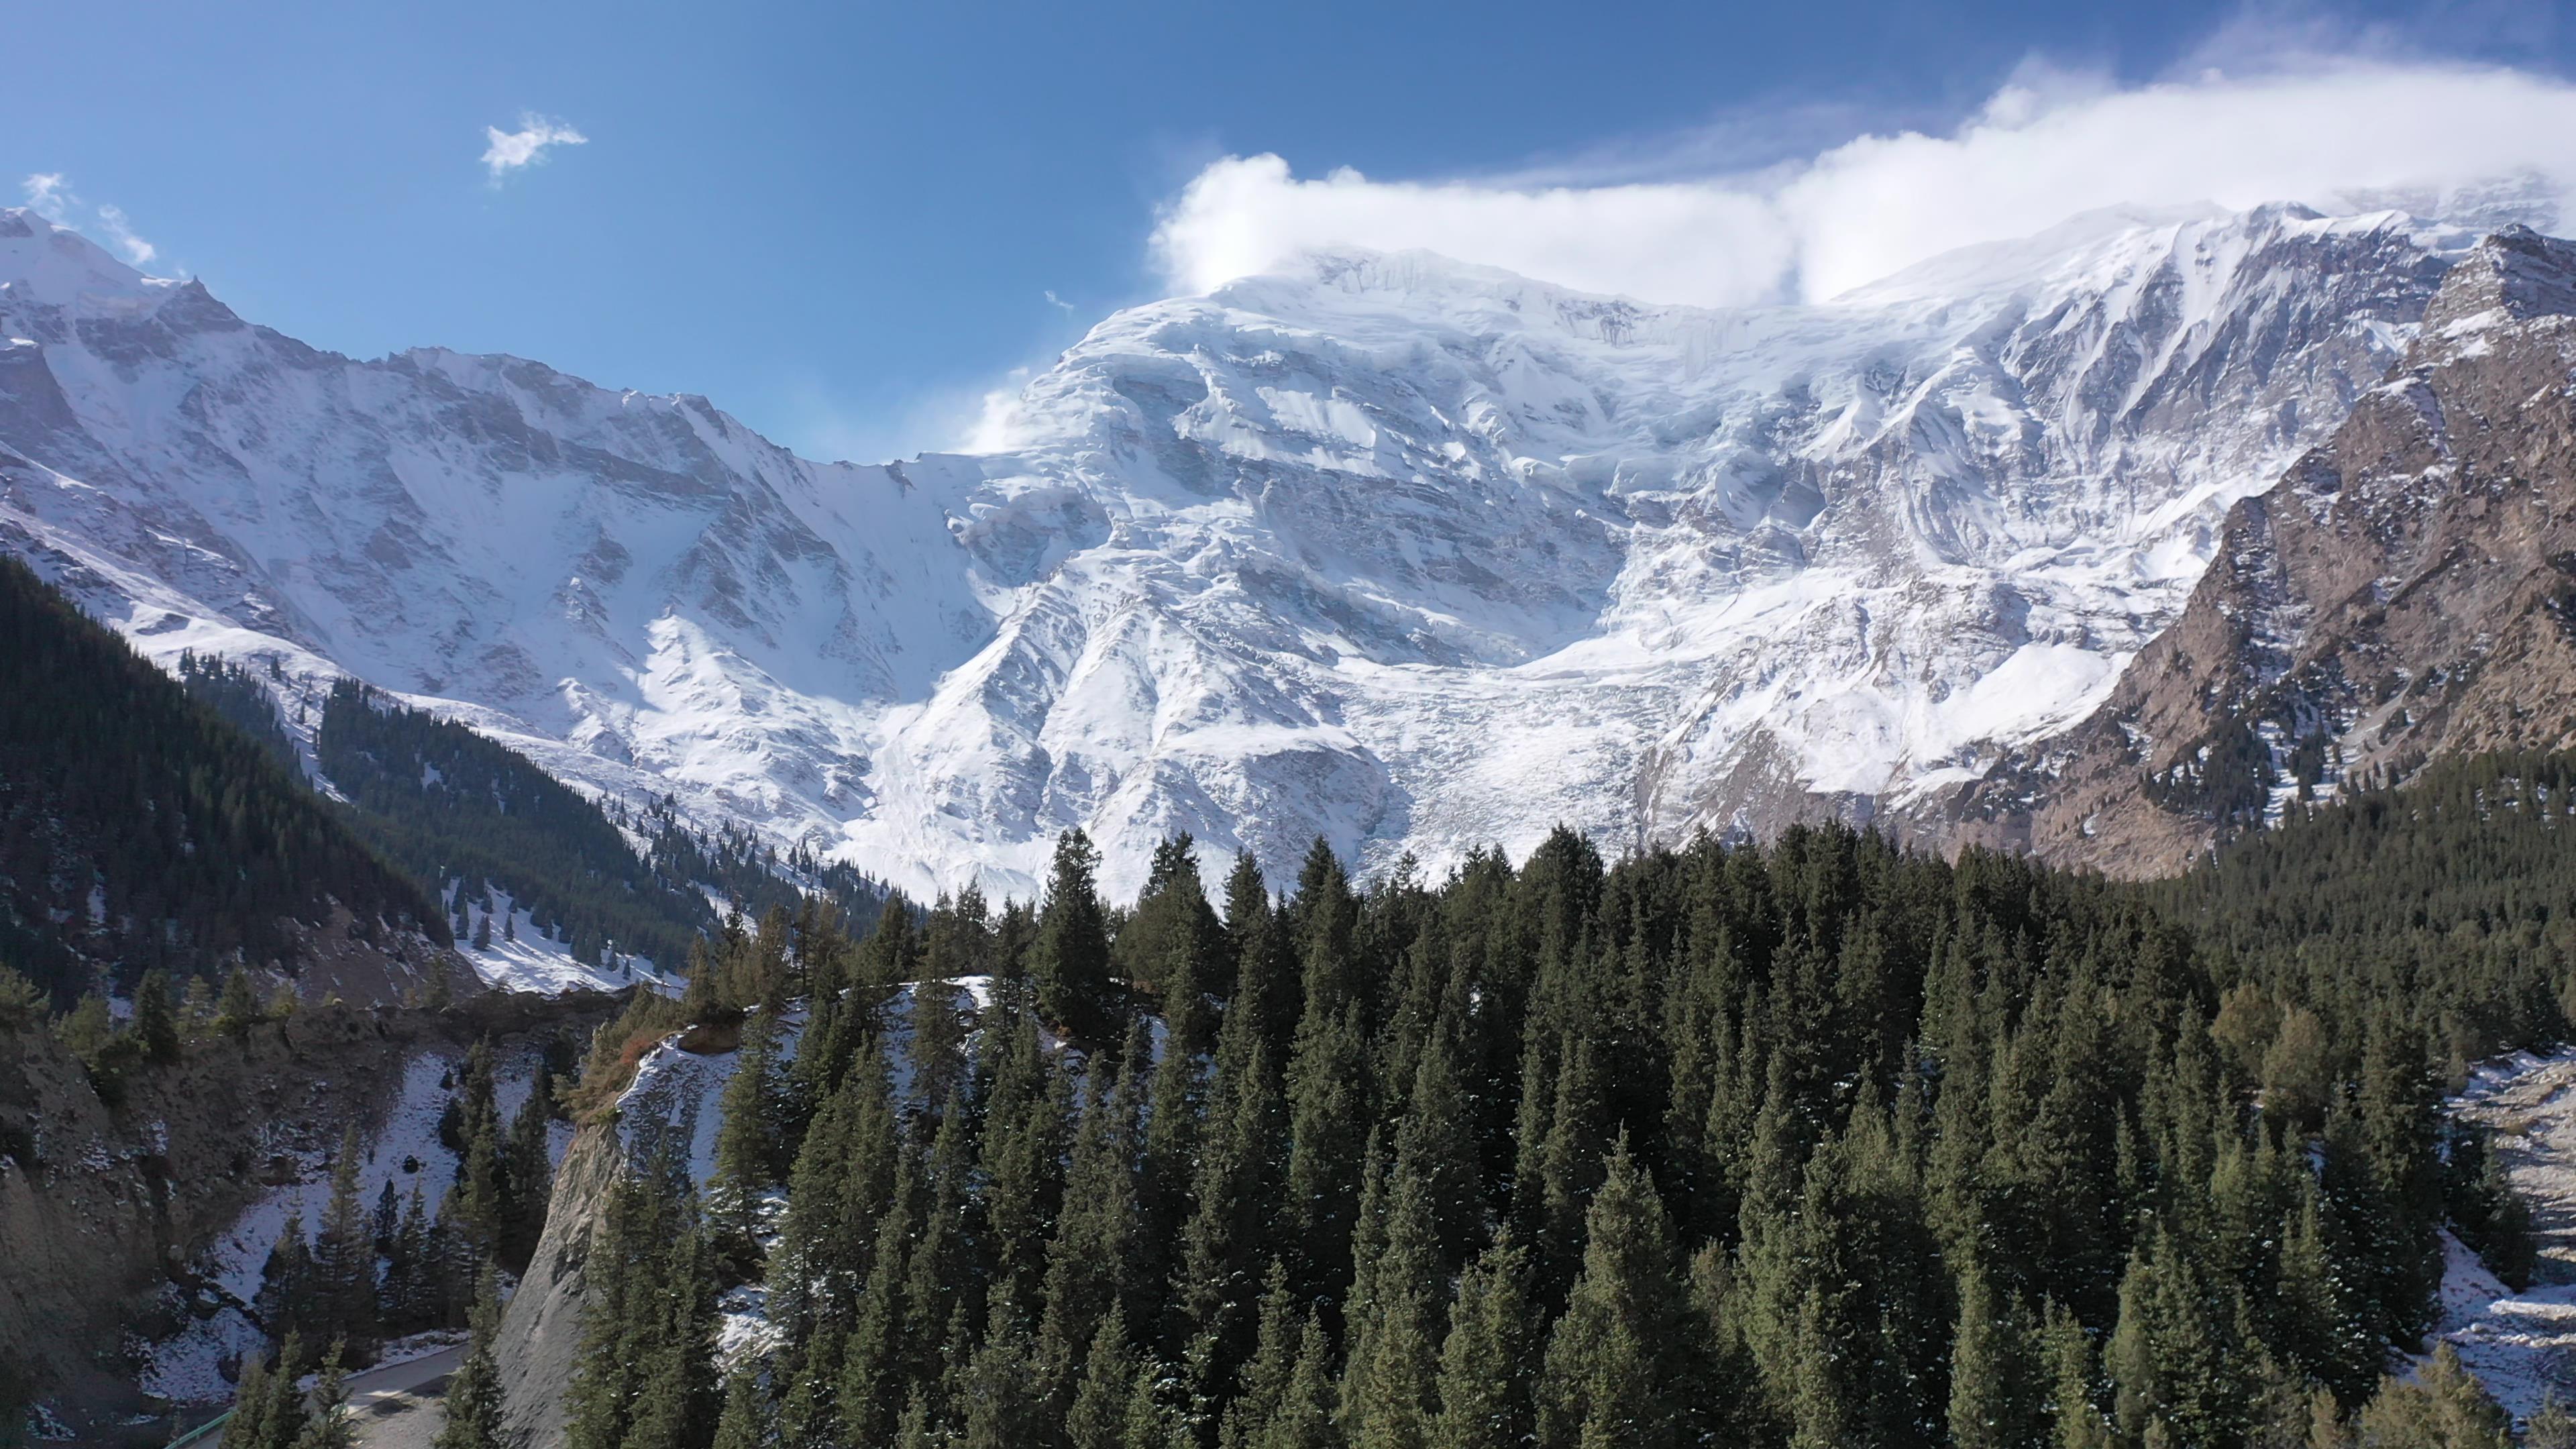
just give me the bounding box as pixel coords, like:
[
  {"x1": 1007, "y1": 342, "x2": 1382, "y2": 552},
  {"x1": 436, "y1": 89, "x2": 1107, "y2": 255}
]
[
  {"x1": 1032, "y1": 829, "x2": 1116, "y2": 1046},
  {"x1": 1254, "y1": 1311, "x2": 1339, "y2": 1449},
  {"x1": 1948, "y1": 1250, "x2": 2040, "y2": 1449},
  {"x1": 1219, "y1": 1263, "x2": 1304, "y2": 1449},
  {"x1": 709, "y1": 1005, "x2": 782, "y2": 1274},
  {"x1": 1533, "y1": 1138, "x2": 1689, "y2": 1449},
  {"x1": 311, "y1": 1128, "x2": 379, "y2": 1354},
  {"x1": 293, "y1": 1339, "x2": 356, "y2": 1449},
  {"x1": 1428, "y1": 1238, "x2": 1530, "y2": 1449},
  {"x1": 1069, "y1": 1308, "x2": 1139, "y2": 1449},
  {"x1": 217, "y1": 966, "x2": 262, "y2": 1042},
  {"x1": 434, "y1": 1266, "x2": 512, "y2": 1449},
  {"x1": 257, "y1": 1213, "x2": 315, "y2": 1344},
  {"x1": 500, "y1": 1068, "x2": 555, "y2": 1272},
  {"x1": 1338, "y1": 1163, "x2": 1442, "y2": 1449},
  {"x1": 135, "y1": 968, "x2": 180, "y2": 1064},
  {"x1": 711, "y1": 1371, "x2": 773, "y2": 1449},
  {"x1": 1283, "y1": 1002, "x2": 1369, "y2": 1307},
  {"x1": 1038, "y1": 1052, "x2": 1146, "y2": 1389}
]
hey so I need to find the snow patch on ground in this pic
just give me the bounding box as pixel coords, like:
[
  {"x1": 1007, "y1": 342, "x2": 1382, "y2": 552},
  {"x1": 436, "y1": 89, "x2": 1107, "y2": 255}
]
[
  {"x1": 136, "y1": 1044, "x2": 561, "y2": 1405},
  {"x1": 616, "y1": 1010, "x2": 805, "y2": 1187},
  {"x1": 2436, "y1": 1046, "x2": 2576, "y2": 1418},
  {"x1": 447, "y1": 883, "x2": 680, "y2": 998}
]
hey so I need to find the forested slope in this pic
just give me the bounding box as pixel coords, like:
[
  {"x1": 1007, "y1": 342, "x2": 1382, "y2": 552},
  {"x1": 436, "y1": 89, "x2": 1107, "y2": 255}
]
[
  {"x1": 483, "y1": 767, "x2": 2576, "y2": 1449},
  {"x1": 316, "y1": 681, "x2": 719, "y2": 969},
  {"x1": 0, "y1": 556, "x2": 447, "y2": 1002}
]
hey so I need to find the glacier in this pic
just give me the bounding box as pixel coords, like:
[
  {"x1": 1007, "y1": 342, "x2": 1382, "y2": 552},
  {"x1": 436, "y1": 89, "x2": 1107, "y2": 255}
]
[{"x1": 0, "y1": 200, "x2": 2496, "y2": 898}]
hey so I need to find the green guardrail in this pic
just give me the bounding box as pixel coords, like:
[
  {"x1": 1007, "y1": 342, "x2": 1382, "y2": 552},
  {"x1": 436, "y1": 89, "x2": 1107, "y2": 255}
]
[{"x1": 166, "y1": 1408, "x2": 230, "y2": 1447}]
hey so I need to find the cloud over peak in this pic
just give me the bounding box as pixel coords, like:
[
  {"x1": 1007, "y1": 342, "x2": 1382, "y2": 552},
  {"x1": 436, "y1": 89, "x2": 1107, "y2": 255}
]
[
  {"x1": 1151, "y1": 59, "x2": 2576, "y2": 309},
  {"x1": 20, "y1": 173, "x2": 161, "y2": 268},
  {"x1": 482, "y1": 114, "x2": 588, "y2": 182}
]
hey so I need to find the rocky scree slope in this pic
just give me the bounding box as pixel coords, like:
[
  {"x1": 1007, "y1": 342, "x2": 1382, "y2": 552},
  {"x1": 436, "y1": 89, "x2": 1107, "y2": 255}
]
[
  {"x1": 0, "y1": 202, "x2": 2512, "y2": 896},
  {"x1": 1956, "y1": 227, "x2": 2576, "y2": 874}
]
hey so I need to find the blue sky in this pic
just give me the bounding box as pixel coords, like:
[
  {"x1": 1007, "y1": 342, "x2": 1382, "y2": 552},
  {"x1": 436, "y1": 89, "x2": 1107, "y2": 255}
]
[{"x1": 8, "y1": 1, "x2": 2571, "y2": 462}]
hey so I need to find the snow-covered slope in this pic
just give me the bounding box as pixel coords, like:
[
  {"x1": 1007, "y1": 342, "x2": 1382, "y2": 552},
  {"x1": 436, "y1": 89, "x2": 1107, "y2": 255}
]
[{"x1": 0, "y1": 201, "x2": 2498, "y2": 896}]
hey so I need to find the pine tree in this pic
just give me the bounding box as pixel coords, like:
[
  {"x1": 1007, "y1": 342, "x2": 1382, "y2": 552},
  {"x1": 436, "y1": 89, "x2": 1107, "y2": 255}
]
[
  {"x1": 500, "y1": 1068, "x2": 556, "y2": 1272},
  {"x1": 135, "y1": 968, "x2": 180, "y2": 1064},
  {"x1": 435, "y1": 1266, "x2": 513, "y2": 1449},
  {"x1": 1038, "y1": 1053, "x2": 1146, "y2": 1388},
  {"x1": 257, "y1": 1213, "x2": 315, "y2": 1344},
  {"x1": 1032, "y1": 829, "x2": 1116, "y2": 1047},
  {"x1": 2350, "y1": 1344, "x2": 2510, "y2": 1448},
  {"x1": 1428, "y1": 1239, "x2": 1529, "y2": 1449},
  {"x1": 1283, "y1": 1002, "x2": 1369, "y2": 1307},
  {"x1": 311, "y1": 1128, "x2": 379, "y2": 1353},
  {"x1": 712, "y1": 1370, "x2": 773, "y2": 1449},
  {"x1": 961, "y1": 1318, "x2": 1046, "y2": 1449},
  {"x1": 1220, "y1": 1263, "x2": 1304, "y2": 1449},
  {"x1": 241, "y1": 1333, "x2": 313, "y2": 1449},
  {"x1": 563, "y1": 1159, "x2": 716, "y2": 1449},
  {"x1": 2041, "y1": 1300, "x2": 2113, "y2": 1449},
  {"x1": 1533, "y1": 1138, "x2": 1690, "y2": 1449},
  {"x1": 217, "y1": 966, "x2": 262, "y2": 1042},
  {"x1": 710, "y1": 1004, "x2": 782, "y2": 1273},
  {"x1": 1255, "y1": 1311, "x2": 1340, "y2": 1449},
  {"x1": 1069, "y1": 1308, "x2": 1139, "y2": 1449},
  {"x1": 229, "y1": 1342, "x2": 278, "y2": 1449},
  {"x1": 293, "y1": 1339, "x2": 356, "y2": 1449},
  {"x1": 1339, "y1": 1163, "x2": 1442, "y2": 1449},
  {"x1": 1948, "y1": 1250, "x2": 2040, "y2": 1449}
]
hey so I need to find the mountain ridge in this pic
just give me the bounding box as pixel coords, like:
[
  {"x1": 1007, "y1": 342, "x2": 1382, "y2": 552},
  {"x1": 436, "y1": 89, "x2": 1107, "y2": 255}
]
[{"x1": 0, "y1": 201, "x2": 2534, "y2": 896}]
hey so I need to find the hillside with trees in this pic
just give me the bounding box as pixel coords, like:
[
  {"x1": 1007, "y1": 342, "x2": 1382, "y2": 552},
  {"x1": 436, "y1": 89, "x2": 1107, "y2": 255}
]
[
  {"x1": 316, "y1": 681, "x2": 721, "y2": 969},
  {"x1": 512, "y1": 765, "x2": 2576, "y2": 1449},
  {"x1": 0, "y1": 556, "x2": 447, "y2": 1004}
]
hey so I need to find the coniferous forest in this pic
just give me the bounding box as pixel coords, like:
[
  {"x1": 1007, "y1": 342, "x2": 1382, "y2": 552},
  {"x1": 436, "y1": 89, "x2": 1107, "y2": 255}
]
[
  {"x1": 535, "y1": 757, "x2": 2576, "y2": 1449},
  {"x1": 0, "y1": 556, "x2": 447, "y2": 1004},
  {"x1": 316, "y1": 680, "x2": 722, "y2": 969}
]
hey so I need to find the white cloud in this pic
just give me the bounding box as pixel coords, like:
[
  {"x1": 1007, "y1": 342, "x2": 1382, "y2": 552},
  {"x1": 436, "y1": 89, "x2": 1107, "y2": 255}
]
[
  {"x1": 482, "y1": 114, "x2": 588, "y2": 182},
  {"x1": 19, "y1": 174, "x2": 162, "y2": 269},
  {"x1": 1150, "y1": 60, "x2": 2576, "y2": 307},
  {"x1": 21, "y1": 173, "x2": 69, "y2": 221},
  {"x1": 1044, "y1": 290, "x2": 1075, "y2": 313},
  {"x1": 93, "y1": 204, "x2": 157, "y2": 266}
]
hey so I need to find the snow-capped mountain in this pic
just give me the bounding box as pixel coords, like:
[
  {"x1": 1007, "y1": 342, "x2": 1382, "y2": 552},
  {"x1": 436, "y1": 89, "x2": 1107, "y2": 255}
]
[
  {"x1": 1956, "y1": 225, "x2": 2576, "y2": 875},
  {"x1": 0, "y1": 201, "x2": 2509, "y2": 897}
]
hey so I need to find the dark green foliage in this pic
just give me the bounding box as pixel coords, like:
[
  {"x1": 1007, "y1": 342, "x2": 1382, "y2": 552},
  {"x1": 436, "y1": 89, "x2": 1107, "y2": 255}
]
[
  {"x1": 1033, "y1": 828, "x2": 1117, "y2": 1046},
  {"x1": 316, "y1": 681, "x2": 715, "y2": 969},
  {"x1": 0, "y1": 556, "x2": 443, "y2": 1002},
  {"x1": 555, "y1": 749, "x2": 2576, "y2": 1449},
  {"x1": 175, "y1": 649, "x2": 297, "y2": 769},
  {"x1": 563, "y1": 1153, "x2": 720, "y2": 1449}
]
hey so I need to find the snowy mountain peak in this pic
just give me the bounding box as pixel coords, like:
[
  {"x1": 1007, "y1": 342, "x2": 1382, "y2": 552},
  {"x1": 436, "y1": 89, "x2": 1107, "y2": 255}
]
[
  {"x1": 0, "y1": 199, "x2": 2525, "y2": 900},
  {"x1": 2421, "y1": 223, "x2": 2576, "y2": 336},
  {"x1": 0, "y1": 207, "x2": 178, "y2": 311}
]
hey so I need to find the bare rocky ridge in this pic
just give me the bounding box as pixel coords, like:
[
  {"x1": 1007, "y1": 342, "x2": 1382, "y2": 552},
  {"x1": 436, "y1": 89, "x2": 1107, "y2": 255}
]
[{"x1": 1947, "y1": 227, "x2": 2576, "y2": 874}]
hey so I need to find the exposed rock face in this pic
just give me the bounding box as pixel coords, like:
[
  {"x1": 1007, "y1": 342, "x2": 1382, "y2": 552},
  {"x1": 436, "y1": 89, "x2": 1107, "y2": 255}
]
[
  {"x1": 0, "y1": 201, "x2": 2514, "y2": 898},
  {"x1": 1950, "y1": 227, "x2": 2576, "y2": 873},
  {"x1": 492, "y1": 1117, "x2": 624, "y2": 1448}
]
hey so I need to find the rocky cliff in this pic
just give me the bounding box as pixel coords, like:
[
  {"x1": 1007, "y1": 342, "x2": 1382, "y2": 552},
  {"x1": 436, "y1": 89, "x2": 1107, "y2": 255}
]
[{"x1": 1952, "y1": 227, "x2": 2576, "y2": 872}]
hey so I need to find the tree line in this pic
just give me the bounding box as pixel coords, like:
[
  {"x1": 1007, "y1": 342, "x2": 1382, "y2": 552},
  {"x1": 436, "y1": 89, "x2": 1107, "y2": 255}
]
[{"x1": 529, "y1": 786, "x2": 2576, "y2": 1449}]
